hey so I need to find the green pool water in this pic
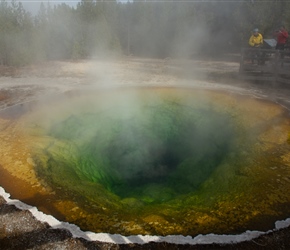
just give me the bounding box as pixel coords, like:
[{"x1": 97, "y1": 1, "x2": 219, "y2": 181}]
[{"x1": 8, "y1": 87, "x2": 290, "y2": 236}]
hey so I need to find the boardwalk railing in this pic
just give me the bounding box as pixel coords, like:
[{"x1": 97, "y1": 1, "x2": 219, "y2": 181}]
[{"x1": 239, "y1": 48, "x2": 290, "y2": 83}]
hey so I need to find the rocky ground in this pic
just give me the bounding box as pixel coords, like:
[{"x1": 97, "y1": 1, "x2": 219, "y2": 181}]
[{"x1": 1, "y1": 57, "x2": 290, "y2": 249}]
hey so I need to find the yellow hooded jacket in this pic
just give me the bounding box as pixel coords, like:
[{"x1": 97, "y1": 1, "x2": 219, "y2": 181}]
[{"x1": 249, "y1": 33, "x2": 263, "y2": 47}]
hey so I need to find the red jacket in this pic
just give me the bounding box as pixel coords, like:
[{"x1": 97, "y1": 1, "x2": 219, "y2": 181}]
[{"x1": 276, "y1": 30, "x2": 288, "y2": 44}]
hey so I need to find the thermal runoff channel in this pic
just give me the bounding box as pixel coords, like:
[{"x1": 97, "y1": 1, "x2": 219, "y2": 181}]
[{"x1": 1, "y1": 87, "x2": 290, "y2": 236}]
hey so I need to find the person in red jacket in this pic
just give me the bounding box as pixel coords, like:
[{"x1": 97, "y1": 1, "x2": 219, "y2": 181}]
[{"x1": 275, "y1": 25, "x2": 289, "y2": 50}]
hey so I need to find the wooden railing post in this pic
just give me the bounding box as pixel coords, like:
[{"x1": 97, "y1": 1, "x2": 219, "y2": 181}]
[{"x1": 273, "y1": 50, "x2": 279, "y2": 88}]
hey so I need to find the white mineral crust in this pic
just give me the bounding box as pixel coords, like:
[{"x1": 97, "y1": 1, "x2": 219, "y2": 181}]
[{"x1": 1, "y1": 186, "x2": 289, "y2": 245}]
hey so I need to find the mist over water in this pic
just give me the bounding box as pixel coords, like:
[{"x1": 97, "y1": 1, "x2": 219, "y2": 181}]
[
  {"x1": 41, "y1": 94, "x2": 234, "y2": 203},
  {"x1": 1, "y1": 87, "x2": 284, "y2": 236}
]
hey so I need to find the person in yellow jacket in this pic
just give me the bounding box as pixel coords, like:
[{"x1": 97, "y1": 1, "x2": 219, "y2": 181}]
[
  {"x1": 248, "y1": 28, "x2": 265, "y2": 64},
  {"x1": 249, "y1": 28, "x2": 263, "y2": 47}
]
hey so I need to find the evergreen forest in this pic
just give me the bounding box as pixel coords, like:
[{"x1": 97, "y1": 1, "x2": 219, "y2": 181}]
[{"x1": 0, "y1": 0, "x2": 289, "y2": 65}]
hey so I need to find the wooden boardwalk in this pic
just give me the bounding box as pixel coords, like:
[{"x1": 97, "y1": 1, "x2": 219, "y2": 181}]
[{"x1": 239, "y1": 48, "x2": 290, "y2": 84}]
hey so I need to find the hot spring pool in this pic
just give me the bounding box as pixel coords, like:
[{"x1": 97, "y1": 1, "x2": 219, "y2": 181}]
[{"x1": 0, "y1": 87, "x2": 290, "y2": 236}]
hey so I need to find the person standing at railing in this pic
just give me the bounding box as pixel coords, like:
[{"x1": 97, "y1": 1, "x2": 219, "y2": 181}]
[
  {"x1": 274, "y1": 25, "x2": 288, "y2": 51},
  {"x1": 248, "y1": 28, "x2": 264, "y2": 64},
  {"x1": 249, "y1": 28, "x2": 264, "y2": 48}
]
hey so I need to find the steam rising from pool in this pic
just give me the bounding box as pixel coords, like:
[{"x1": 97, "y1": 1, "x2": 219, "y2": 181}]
[
  {"x1": 1, "y1": 87, "x2": 290, "y2": 236},
  {"x1": 42, "y1": 97, "x2": 234, "y2": 203}
]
